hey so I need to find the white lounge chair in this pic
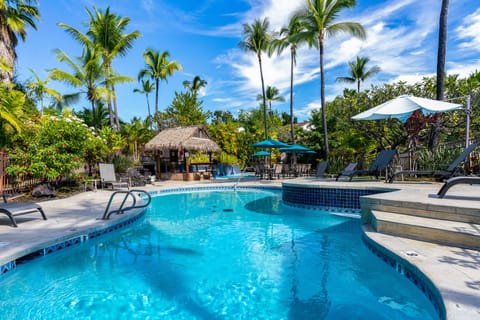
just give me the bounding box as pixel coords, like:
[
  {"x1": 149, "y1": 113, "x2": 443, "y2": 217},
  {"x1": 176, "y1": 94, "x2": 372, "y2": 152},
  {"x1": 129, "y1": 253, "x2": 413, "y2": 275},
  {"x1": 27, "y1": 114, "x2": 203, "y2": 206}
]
[{"x1": 99, "y1": 163, "x2": 129, "y2": 190}]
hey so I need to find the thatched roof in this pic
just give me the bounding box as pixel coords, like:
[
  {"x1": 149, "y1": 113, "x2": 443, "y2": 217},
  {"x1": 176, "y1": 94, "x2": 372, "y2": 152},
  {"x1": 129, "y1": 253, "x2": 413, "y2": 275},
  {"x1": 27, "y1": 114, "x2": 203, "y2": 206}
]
[{"x1": 145, "y1": 126, "x2": 221, "y2": 153}]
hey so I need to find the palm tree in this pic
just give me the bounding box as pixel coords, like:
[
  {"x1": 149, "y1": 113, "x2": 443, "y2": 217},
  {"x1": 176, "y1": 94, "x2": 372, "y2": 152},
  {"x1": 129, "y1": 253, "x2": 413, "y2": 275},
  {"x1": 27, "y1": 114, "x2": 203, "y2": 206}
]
[
  {"x1": 269, "y1": 14, "x2": 305, "y2": 143},
  {"x1": 183, "y1": 75, "x2": 207, "y2": 96},
  {"x1": 296, "y1": 0, "x2": 365, "y2": 158},
  {"x1": 26, "y1": 69, "x2": 62, "y2": 113},
  {"x1": 49, "y1": 47, "x2": 112, "y2": 133},
  {"x1": 436, "y1": 0, "x2": 449, "y2": 101},
  {"x1": 428, "y1": 0, "x2": 450, "y2": 150},
  {"x1": 239, "y1": 18, "x2": 271, "y2": 139},
  {"x1": 0, "y1": 83, "x2": 24, "y2": 134},
  {"x1": 257, "y1": 85, "x2": 285, "y2": 115},
  {"x1": 75, "y1": 101, "x2": 110, "y2": 130},
  {"x1": 133, "y1": 79, "x2": 155, "y2": 119},
  {"x1": 0, "y1": 0, "x2": 40, "y2": 83},
  {"x1": 336, "y1": 56, "x2": 380, "y2": 93},
  {"x1": 122, "y1": 117, "x2": 154, "y2": 161},
  {"x1": 138, "y1": 48, "x2": 182, "y2": 115},
  {"x1": 58, "y1": 6, "x2": 140, "y2": 130}
]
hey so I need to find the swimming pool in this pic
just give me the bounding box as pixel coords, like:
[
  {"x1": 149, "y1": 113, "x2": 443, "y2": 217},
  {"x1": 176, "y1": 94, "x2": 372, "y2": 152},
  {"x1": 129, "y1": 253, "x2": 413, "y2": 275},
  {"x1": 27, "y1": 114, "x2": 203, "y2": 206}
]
[{"x1": 0, "y1": 189, "x2": 438, "y2": 319}]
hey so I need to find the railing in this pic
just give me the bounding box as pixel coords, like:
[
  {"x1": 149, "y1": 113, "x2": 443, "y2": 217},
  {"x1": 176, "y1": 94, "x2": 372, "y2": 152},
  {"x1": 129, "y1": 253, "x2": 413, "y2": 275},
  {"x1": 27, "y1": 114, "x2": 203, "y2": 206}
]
[{"x1": 101, "y1": 189, "x2": 151, "y2": 220}]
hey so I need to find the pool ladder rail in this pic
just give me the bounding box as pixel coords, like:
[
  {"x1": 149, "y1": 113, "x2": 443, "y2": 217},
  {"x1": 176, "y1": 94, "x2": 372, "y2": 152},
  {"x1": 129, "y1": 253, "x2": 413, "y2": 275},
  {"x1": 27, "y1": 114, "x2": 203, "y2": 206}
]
[{"x1": 101, "y1": 189, "x2": 151, "y2": 220}]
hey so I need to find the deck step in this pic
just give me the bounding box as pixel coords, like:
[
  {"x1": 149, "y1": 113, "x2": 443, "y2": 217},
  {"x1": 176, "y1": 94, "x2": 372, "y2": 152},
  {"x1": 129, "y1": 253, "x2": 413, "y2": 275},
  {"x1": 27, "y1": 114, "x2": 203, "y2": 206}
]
[
  {"x1": 371, "y1": 210, "x2": 480, "y2": 250},
  {"x1": 364, "y1": 202, "x2": 480, "y2": 224}
]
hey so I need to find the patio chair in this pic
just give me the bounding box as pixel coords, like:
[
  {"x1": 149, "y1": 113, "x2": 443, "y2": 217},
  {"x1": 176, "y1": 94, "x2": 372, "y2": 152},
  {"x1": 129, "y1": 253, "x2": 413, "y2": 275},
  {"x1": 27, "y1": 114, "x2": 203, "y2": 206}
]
[
  {"x1": 335, "y1": 162, "x2": 358, "y2": 181},
  {"x1": 437, "y1": 176, "x2": 480, "y2": 198},
  {"x1": 336, "y1": 149, "x2": 397, "y2": 181},
  {"x1": 269, "y1": 164, "x2": 282, "y2": 179},
  {"x1": 99, "y1": 163, "x2": 129, "y2": 190},
  {"x1": 1, "y1": 194, "x2": 47, "y2": 227},
  {"x1": 315, "y1": 161, "x2": 328, "y2": 178},
  {"x1": 388, "y1": 143, "x2": 478, "y2": 183}
]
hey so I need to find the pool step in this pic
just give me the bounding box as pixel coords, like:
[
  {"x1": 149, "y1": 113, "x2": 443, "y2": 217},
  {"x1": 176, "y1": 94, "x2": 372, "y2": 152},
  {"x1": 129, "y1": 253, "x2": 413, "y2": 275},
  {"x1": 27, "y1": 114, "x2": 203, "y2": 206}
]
[
  {"x1": 371, "y1": 210, "x2": 480, "y2": 250},
  {"x1": 361, "y1": 200, "x2": 480, "y2": 225}
]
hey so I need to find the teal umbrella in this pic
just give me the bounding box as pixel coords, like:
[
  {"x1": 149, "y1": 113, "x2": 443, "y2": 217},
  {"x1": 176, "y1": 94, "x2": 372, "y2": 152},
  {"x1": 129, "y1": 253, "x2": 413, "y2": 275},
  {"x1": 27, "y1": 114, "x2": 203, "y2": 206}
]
[
  {"x1": 279, "y1": 144, "x2": 315, "y2": 153},
  {"x1": 252, "y1": 150, "x2": 271, "y2": 157},
  {"x1": 252, "y1": 138, "x2": 289, "y2": 148}
]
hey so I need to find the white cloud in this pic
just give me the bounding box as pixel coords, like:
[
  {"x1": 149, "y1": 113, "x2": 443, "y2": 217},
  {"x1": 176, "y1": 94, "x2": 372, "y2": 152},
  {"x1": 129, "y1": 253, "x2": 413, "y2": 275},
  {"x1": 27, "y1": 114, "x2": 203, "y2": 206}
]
[
  {"x1": 456, "y1": 8, "x2": 480, "y2": 52},
  {"x1": 207, "y1": 0, "x2": 480, "y2": 121}
]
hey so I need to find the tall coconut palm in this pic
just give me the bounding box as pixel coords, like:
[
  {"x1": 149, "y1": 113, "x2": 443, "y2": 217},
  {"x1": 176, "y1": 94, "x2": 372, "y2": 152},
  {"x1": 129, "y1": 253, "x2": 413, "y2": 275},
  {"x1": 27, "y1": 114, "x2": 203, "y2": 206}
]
[
  {"x1": 87, "y1": 7, "x2": 139, "y2": 130},
  {"x1": 436, "y1": 0, "x2": 449, "y2": 101},
  {"x1": 49, "y1": 48, "x2": 112, "y2": 133},
  {"x1": 296, "y1": 0, "x2": 365, "y2": 158},
  {"x1": 183, "y1": 75, "x2": 207, "y2": 96},
  {"x1": 133, "y1": 79, "x2": 154, "y2": 119},
  {"x1": 256, "y1": 85, "x2": 285, "y2": 116},
  {"x1": 336, "y1": 56, "x2": 380, "y2": 93},
  {"x1": 138, "y1": 48, "x2": 182, "y2": 116},
  {"x1": 429, "y1": 0, "x2": 450, "y2": 150},
  {"x1": 269, "y1": 14, "x2": 305, "y2": 143},
  {"x1": 58, "y1": 6, "x2": 140, "y2": 130},
  {"x1": 239, "y1": 18, "x2": 272, "y2": 139},
  {"x1": 0, "y1": 0, "x2": 40, "y2": 83}
]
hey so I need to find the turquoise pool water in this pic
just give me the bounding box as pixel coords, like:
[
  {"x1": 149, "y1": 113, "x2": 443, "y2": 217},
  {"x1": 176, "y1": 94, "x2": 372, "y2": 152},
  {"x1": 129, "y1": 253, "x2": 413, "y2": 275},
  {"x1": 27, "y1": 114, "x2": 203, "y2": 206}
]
[{"x1": 0, "y1": 189, "x2": 438, "y2": 319}]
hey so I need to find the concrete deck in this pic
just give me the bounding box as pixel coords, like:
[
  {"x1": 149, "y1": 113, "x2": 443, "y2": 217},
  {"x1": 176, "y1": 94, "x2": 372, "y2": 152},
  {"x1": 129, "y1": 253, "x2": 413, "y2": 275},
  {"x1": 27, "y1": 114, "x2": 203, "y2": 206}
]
[{"x1": 0, "y1": 178, "x2": 479, "y2": 319}]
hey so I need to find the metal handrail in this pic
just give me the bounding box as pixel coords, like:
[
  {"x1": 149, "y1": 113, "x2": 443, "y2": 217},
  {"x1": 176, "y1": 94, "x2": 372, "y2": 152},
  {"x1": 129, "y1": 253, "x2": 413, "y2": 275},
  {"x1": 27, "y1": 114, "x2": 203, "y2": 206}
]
[{"x1": 101, "y1": 189, "x2": 151, "y2": 220}]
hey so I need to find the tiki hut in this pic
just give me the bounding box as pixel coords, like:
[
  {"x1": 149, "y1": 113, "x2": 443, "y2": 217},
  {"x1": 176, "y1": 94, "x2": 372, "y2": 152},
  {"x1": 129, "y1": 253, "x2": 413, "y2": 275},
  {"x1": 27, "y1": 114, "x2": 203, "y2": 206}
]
[{"x1": 144, "y1": 126, "x2": 221, "y2": 181}]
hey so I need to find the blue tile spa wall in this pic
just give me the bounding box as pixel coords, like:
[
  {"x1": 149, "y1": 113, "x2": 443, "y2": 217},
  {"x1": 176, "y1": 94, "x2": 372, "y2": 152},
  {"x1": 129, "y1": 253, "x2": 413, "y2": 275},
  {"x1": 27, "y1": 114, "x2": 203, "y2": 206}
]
[{"x1": 282, "y1": 185, "x2": 386, "y2": 210}]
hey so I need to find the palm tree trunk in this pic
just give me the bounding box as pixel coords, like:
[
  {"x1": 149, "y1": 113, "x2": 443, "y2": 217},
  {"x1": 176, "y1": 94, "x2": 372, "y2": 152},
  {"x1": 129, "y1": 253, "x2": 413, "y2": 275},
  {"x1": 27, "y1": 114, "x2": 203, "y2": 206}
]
[
  {"x1": 319, "y1": 36, "x2": 329, "y2": 159},
  {"x1": 104, "y1": 66, "x2": 115, "y2": 129},
  {"x1": 91, "y1": 99, "x2": 97, "y2": 133},
  {"x1": 258, "y1": 54, "x2": 268, "y2": 139},
  {"x1": 0, "y1": 23, "x2": 15, "y2": 83},
  {"x1": 145, "y1": 93, "x2": 151, "y2": 119},
  {"x1": 111, "y1": 84, "x2": 120, "y2": 130},
  {"x1": 429, "y1": 0, "x2": 449, "y2": 150},
  {"x1": 155, "y1": 77, "x2": 160, "y2": 114},
  {"x1": 290, "y1": 47, "x2": 295, "y2": 144},
  {"x1": 436, "y1": 0, "x2": 449, "y2": 101}
]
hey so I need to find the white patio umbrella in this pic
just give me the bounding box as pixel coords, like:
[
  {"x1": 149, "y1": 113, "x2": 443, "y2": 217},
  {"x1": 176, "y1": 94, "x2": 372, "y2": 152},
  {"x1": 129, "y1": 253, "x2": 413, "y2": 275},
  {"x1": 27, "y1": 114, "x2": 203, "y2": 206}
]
[{"x1": 352, "y1": 95, "x2": 462, "y2": 123}]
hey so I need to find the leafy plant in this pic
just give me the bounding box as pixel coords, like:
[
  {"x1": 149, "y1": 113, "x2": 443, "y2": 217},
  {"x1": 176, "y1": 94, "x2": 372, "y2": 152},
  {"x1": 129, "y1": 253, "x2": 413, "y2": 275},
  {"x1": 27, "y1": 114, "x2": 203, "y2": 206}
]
[
  {"x1": 112, "y1": 155, "x2": 133, "y2": 174},
  {"x1": 6, "y1": 110, "x2": 108, "y2": 181},
  {"x1": 218, "y1": 152, "x2": 239, "y2": 165},
  {"x1": 416, "y1": 145, "x2": 464, "y2": 170}
]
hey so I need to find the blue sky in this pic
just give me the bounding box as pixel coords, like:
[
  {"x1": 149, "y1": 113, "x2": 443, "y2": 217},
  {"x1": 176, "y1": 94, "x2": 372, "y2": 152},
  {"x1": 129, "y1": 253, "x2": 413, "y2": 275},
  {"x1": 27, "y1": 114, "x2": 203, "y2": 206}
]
[{"x1": 15, "y1": 0, "x2": 480, "y2": 123}]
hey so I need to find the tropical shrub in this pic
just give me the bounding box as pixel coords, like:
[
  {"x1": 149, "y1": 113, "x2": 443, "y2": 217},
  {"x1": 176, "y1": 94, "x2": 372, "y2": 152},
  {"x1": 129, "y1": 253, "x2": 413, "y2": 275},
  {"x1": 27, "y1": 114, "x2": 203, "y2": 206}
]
[{"x1": 6, "y1": 110, "x2": 108, "y2": 181}]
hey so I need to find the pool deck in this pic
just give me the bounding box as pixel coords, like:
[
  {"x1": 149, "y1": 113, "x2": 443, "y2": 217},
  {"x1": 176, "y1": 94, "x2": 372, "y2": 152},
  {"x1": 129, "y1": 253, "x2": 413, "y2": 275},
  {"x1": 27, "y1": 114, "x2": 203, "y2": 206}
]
[{"x1": 0, "y1": 178, "x2": 479, "y2": 319}]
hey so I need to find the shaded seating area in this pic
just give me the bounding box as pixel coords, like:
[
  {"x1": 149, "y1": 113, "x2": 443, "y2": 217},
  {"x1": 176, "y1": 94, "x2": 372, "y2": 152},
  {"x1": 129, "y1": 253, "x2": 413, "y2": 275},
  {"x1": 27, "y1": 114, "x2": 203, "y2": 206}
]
[
  {"x1": 437, "y1": 176, "x2": 480, "y2": 198},
  {"x1": 388, "y1": 143, "x2": 478, "y2": 183},
  {"x1": 336, "y1": 150, "x2": 397, "y2": 181},
  {"x1": 1, "y1": 195, "x2": 47, "y2": 227},
  {"x1": 144, "y1": 126, "x2": 221, "y2": 181},
  {"x1": 99, "y1": 163, "x2": 130, "y2": 190}
]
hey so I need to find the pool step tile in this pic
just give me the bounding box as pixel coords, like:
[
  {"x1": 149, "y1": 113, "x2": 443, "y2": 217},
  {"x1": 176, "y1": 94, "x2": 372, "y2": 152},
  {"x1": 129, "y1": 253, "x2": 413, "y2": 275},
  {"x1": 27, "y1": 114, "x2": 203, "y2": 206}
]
[{"x1": 371, "y1": 210, "x2": 480, "y2": 250}]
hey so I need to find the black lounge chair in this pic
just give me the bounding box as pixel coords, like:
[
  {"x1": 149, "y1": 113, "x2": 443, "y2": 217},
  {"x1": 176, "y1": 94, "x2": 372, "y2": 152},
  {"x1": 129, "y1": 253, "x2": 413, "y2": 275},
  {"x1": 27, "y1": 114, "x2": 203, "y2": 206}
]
[
  {"x1": 388, "y1": 143, "x2": 478, "y2": 183},
  {"x1": 335, "y1": 162, "x2": 358, "y2": 181},
  {"x1": 337, "y1": 150, "x2": 397, "y2": 181},
  {"x1": 0, "y1": 201, "x2": 47, "y2": 227},
  {"x1": 315, "y1": 161, "x2": 328, "y2": 178},
  {"x1": 437, "y1": 176, "x2": 480, "y2": 198}
]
